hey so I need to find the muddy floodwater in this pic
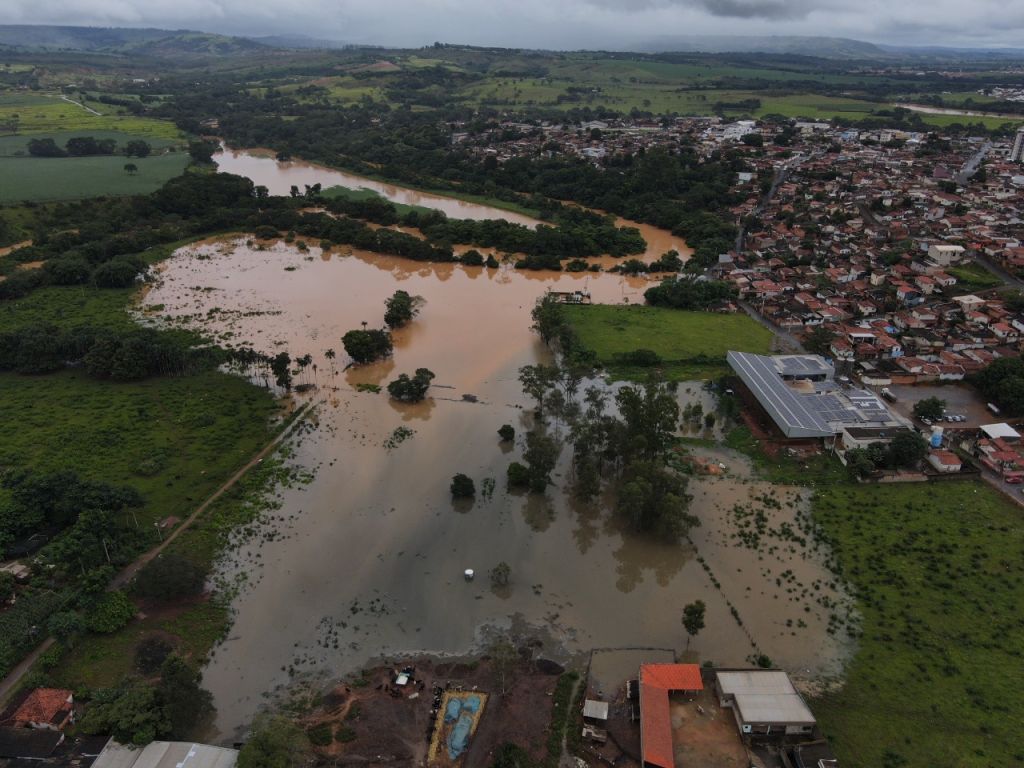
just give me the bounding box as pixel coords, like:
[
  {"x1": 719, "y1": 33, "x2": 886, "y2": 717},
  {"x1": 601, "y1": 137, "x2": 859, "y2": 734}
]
[
  {"x1": 214, "y1": 147, "x2": 692, "y2": 263},
  {"x1": 142, "y1": 237, "x2": 853, "y2": 741}
]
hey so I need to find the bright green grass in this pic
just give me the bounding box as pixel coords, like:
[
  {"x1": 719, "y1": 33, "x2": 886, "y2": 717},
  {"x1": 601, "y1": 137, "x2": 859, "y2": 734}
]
[
  {"x1": 0, "y1": 367, "x2": 278, "y2": 531},
  {"x1": 563, "y1": 304, "x2": 773, "y2": 381},
  {"x1": 0, "y1": 93, "x2": 183, "y2": 139},
  {"x1": 0, "y1": 153, "x2": 188, "y2": 202},
  {"x1": 808, "y1": 481, "x2": 1024, "y2": 768}
]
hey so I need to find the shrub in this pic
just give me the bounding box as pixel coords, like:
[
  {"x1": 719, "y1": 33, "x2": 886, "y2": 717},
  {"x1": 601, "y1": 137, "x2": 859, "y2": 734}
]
[
  {"x1": 133, "y1": 553, "x2": 208, "y2": 602},
  {"x1": 306, "y1": 723, "x2": 333, "y2": 746},
  {"x1": 136, "y1": 636, "x2": 174, "y2": 674},
  {"x1": 507, "y1": 462, "x2": 530, "y2": 488},
  {"x1": 460, "y1": 249, "x2": 484, "y2": 266},
  {"x1": 497, "y1": 424, "x2": 515, "y2": 442},
  {"x1": 85, "y1": 591, "x2": 135, "y2": 634},
  {"x1": 450, "y1": 474, "x2": 476, "y2": 498},
  {"x1": 612, "y1": 348, "x2": 662, "y2": 366},
  {"x1": 254, "y1": 225, "x2": 279, "y2": 240}
]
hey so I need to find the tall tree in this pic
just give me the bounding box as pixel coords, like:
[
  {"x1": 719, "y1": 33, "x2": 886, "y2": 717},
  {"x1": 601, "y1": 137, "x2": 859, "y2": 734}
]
[{"x1": 682, "y1": 600, "x2": 706, "y2": 649}]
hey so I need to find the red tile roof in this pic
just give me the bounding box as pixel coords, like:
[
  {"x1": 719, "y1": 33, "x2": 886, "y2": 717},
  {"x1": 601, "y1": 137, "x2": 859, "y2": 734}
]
[
  {"x1": 640, "y1": 664, "x2": 703, "y2": 768},
  {"x1": 13, "y1": 689, "x2": 72, "y2": 727}
]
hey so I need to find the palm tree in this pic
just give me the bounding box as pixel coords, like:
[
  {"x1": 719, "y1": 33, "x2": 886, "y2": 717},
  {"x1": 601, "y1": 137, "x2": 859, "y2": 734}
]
[{"x1": 324, "y1": 348, "x2": 336, "y2": 377}]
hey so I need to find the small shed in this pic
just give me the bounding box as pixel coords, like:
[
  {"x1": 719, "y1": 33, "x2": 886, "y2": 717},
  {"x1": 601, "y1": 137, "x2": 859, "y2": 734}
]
[{"x1": 582, "y1": 699, "x2": 609, "y2": 725}]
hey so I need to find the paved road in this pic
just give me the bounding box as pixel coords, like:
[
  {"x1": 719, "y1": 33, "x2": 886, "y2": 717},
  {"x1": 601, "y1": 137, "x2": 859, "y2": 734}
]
[
  {"x1": 973, "y1": 254, "x2": 1024, "y2": 290},
  {"x1": 0, "y1": 401, "x2": 315, "y2": 706},
  {"x1": 956, "y1": 141, "x2": 992, "y2": 186},
  {"x1": 735, "y1": 152, "x2": 815, "y2": 254},
  {"x1": 738, "y1": 300, "x2": 805, "y2": 354}
]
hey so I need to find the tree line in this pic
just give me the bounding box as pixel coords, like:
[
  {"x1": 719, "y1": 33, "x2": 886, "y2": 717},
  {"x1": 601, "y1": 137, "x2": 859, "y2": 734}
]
[{"x1": 27, "y1": 136, "x2": 152, "y2": 158}]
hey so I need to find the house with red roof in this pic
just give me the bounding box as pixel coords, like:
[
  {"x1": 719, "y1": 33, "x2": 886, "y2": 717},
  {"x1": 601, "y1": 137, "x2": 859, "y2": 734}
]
[
  {"x1": 10, "y1": 689, "x2": 74, "y2": 731},
  {"x1": 639, "y1": 664, "x2": 703, "y2": 768}
]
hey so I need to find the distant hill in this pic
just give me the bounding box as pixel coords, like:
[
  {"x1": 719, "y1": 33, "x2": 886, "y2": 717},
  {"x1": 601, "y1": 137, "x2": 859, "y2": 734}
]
[
  {"x1": 245, "y1": 33, "x2": 349, "y2": 50},
  {"x1": 0, "y1": 25, "x2": 269, "y2": 57},
  {"x1": 641, "y1": 35, "x2": 888, "y2": 59}
]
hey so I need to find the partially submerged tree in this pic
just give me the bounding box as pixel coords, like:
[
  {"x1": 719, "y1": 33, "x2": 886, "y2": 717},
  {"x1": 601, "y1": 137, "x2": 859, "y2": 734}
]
[
  {"x1": 490, "y1": 561, "x2": 511, "y2": 587},
  {"x1": 383, "y1": 290, "x2": 424, "y2": 329},
  {"x1": 450, "y1": 473, "x2": 476, "y2": 498},
  {"x1": 342, "y1": 329, "x2": 393, "y2": 364},
  {"x1": 387, "y1": 368, "x2": 435, "y2": 402}
]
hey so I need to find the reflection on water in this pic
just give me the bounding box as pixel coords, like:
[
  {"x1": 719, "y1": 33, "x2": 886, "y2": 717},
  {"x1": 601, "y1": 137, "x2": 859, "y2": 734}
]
[{"x1": 144, "y1": 237, "x2": 850, "y2": 742}]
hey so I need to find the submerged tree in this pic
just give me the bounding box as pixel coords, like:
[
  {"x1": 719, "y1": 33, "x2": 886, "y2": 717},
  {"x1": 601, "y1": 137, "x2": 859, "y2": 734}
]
[
  {"x1": 383, "y1": 290, "x2": 425, "y2": 329},
  {"x1": 388, "y1": 367, "x2": 435, "y2": 402},
  {"x1": 450, "y1": 473, "x2": 476, "y2": 498},
  {"x1": 342, "y1": 329, "x2": 393, "y2": 364}
]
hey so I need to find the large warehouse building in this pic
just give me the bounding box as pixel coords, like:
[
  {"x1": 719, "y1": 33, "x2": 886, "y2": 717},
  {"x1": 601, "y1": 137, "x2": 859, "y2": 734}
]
[{"x1": 727, "y1": 351, "x2": 904, "y2": 440}]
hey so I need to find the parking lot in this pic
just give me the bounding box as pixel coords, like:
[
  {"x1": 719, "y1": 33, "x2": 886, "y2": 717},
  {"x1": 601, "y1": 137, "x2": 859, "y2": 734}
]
[{"x1": 883, "y1": 383, "x2": 996, "y2": 428}]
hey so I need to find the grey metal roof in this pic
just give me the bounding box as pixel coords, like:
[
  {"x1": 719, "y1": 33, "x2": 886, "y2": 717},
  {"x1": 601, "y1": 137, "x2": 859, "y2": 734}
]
[
  {"x1": 716, "y1": 671, "x2": 816, "y2": 726},
  {"x1": 583, "y1": 700, "x2": 609, "y2": 720},
  {"x1": 775, "y1": 355, "x2": 833, "y2": 378},
  {"x1": 727, "y1": 351, "x2": 834, "y2": 438},
  {"x1": 728, "y1": 352, "x2": 898, "y2": 439},
  {"x1": 93, "y1": 742, "x2": 239, "y2": 768}
]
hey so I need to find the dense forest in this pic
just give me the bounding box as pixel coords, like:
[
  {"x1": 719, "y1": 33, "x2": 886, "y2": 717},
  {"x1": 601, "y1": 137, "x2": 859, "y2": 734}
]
[{"x1": 155, "y1": 88, "x2": 740, "y2": 265}]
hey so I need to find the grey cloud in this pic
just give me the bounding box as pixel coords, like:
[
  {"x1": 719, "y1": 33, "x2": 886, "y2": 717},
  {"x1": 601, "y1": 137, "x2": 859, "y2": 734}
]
[
  {"x1": 689, "y1": 0, "x2": 816, "y2": 18},
  {"x1": 0, "y1": 0, "x2": 1020, "y2": 49}
]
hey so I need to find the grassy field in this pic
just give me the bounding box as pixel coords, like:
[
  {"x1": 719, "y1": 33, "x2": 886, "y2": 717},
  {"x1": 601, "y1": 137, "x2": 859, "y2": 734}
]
[
  {"x1": 0, "y1": 153, "x2": 189, "y2": 202},
  {"x1": 50, "y1": 455, "x2": 301, "y2": 691},
  {"x1": 0, "y1": 245, "x2": 287, "y2": 691},
  {"x1": 563, "y1": 304, "x2": 773, "y2": 381},
  {"x1": 948, "y1": 262, "x2": 1004, "y2": 289},
  {"x1": 0, "y1": 92, "x2": 184, "y2": 140},
  {"x1": 719, "y1": 426, "x2": 1024, "y2": 766},
  {"x1": 807, "y1": 481, "x2": 1024, "y2": 768}
]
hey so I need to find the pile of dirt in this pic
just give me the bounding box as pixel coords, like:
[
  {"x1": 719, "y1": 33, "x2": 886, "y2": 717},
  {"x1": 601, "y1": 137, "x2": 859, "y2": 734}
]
[{"x1": 302, "y1": 655, "x2": 571, "y2": 767}]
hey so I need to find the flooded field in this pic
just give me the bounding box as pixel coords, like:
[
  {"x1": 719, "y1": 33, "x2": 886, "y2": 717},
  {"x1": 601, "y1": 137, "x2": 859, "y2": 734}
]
[
  {"x1": 214, "y1": 147, "x2": 692, "y2": 263},
  {"x1": 141, "y1": 236, "x2": 852, "y2": 741}
]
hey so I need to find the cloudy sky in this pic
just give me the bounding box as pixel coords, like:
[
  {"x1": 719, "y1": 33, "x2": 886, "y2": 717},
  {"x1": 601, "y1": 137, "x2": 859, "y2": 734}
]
[{"x1": 0, "y1": 0, "x2": 1021, "y2": 50}]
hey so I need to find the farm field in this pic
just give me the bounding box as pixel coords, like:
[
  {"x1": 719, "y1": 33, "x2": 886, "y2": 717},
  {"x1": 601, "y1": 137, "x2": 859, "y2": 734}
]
[
  {"x1": 563, "y1": 304, "x2": 773, "y2": 380},
  {"x1": 0, "y1": 92, "x2": 184, "y2": 139},
  {"x1": 807, "y1": 481, "x2": 1024, "y2": 768},
  {"x1": 0, "y1": 152, "x2": 189, "y2": 201}
]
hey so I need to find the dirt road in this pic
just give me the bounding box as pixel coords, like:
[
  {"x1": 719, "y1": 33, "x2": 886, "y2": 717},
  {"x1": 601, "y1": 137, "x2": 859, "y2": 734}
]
[{"x1": 0, "y1": 400, "x2": 314, "y2": 706}]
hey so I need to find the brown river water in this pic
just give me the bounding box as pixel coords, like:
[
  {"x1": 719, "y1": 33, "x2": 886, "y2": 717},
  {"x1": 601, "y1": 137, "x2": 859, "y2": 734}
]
[
  {"x1": 144, "y1": 153, "x2": 851, "y2": 740},
  {"x1": 214, "y1": 147, "x2": 692, "y2": 263}
]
